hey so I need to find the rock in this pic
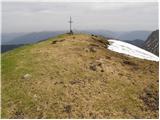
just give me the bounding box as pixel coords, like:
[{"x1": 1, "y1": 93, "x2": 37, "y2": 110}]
[
  {"x1": 64, "y1": 104, "x2": 72, "y2": 118},
  {"x1": 89, "y1": 60, "x2": 105, "y2": 72},
  {"x1": 143, "y1": 30, "x2": 159, "y2": 56},
  {"x1": 84, "y1": 46, "x2": 97, "y2": 52},
  {"x1": 84, "y1": 48, "x2": 90, "y2": 52},
  {"x1": 64, "y1": 105, "x2": 72, "y2": 113},
  {"x1": 69, "y1": 79, "x2": 81, "y2": 85},
  {"x1": 89, "y1": 64, "x2": 97, "y2": 71},
  {"x1": 22, "y1": 74, "x2": 32, "y2": 80},
  {"x1": 12, "y1": 111, "x2": 24, "y2": 119},
  {"x1": 105, "y1": 56, "x2": 111, "y2": 59},
  {"x1": 123, "y1": 60, "x2": 137, "y2": 66},
  {"x1": 52, "y1": 40, "x2": 57, "y2": 44},
  {"x1": 52, "y1": 39, "x2": 65, "y2": 44},
  {"x1": 91, "y1": 34, "x2": 97, "y2": 37},
  {"x1": 89, "y1": 47, "x2": 97, "y2": 52},
  {"x1": 33, "y1": 94, "x2": 38, "y2": 101},
  {"x1": 54, "y1": 81, "x2": 64, "y2": 85}
]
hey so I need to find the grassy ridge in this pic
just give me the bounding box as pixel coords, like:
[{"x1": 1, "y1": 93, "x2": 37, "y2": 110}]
[{"x1": 1, "y1": 34, "x2": 159, "y2": 118}]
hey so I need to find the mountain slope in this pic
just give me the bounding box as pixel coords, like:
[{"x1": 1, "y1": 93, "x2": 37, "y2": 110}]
[
  {"x1": 124, "y1": 39, "x2": 144, "y2": 48},
  {"x1": 2, "y1": 34, "x2": 158, "y2": 119},
  {"x1": 143, "y1": 30, "x2": 159, "y2": 56},
  {"x1": 117, "y1": 31, "x2": 151, "y2": 41},
  {"x1": 1, "y1": 44, "x2": 26, "y2": 53}
]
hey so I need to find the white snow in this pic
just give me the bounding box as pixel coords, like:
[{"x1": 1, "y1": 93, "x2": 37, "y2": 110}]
[{"x1": 108, "y1": 39, "x2": 159, "y2": 62}]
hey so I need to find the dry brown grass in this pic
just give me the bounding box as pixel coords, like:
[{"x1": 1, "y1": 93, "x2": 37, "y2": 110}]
[{"x1": 1, "y1": 34, "x2": 159, "y2": 118}]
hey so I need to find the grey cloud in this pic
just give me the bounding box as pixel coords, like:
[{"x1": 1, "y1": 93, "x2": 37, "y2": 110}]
[{"x1": 2, "y1": 2, "x2": 158, "y2": 33}]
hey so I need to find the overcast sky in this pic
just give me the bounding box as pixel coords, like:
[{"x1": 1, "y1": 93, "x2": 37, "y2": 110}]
[{"x1": 2, "y1": 2, "x2": 158, "y2": 33}]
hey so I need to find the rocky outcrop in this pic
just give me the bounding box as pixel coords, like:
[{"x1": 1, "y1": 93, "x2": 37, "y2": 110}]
[{"x1": 143, "y1": 30, "x2": 159, "y2": 56}]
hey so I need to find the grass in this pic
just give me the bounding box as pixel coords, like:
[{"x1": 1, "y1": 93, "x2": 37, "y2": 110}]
[{"x1": 1, "y1": 33, "x2": 159, "y2": 118}]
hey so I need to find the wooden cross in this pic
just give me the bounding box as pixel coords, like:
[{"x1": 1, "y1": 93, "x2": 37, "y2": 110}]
[{"x1": 68, "y1": 16, "x2": 73, "y2": 34}]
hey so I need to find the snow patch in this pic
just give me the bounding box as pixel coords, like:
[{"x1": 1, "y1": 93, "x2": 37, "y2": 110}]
[{"x1": 108, "y1": 39, "x2": 159, "y2": 61}]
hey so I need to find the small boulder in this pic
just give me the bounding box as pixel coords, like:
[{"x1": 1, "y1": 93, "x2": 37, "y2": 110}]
[
  {"x1": 69, "y1": 79, "x2": 81, "y2": 85},
  {"x1": 33, "y1": 94, "x2": 38, "y2": 101},
  {"x1": 89, "y1": 47, "x2": 97, "y2": 52},
  {"x1": 52, "y1": 40, "x2": 57, "y2": 44},
  {"x1": 22, "y1": 74, "x2": 32, "y2": 80},
  {"x1": 54, "y1": 80, "x2": 64, "y2": 85},
  {"x1": 89, "y1": 60, "x2": 105, "y2": 72},
  {"x1": 84, "y1": 46, "x2": 97, "y2": 52},
  {"x1": 84, "y1": 48, "x2": 90, "y2": 52},
  {"x1": 89, "y1": 64, "x2": 97, "y2": 71}
]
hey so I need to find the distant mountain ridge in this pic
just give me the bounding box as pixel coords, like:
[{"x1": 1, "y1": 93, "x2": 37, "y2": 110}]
[
  {"x1": 2, "y1": 30, "x2": 151, "y2": 45},
  {"x1": 117, "y1": 31, "x2": 151, "y2": 41},
  {"x1": 81, "y1": 30, "x2": 151, "y2": 41},
  {"x1": 2, "y1": 33, "x2": 26, "y2": 44},
  {"x1": 2, "y1": 31, "x2": 65, "y2": 45}
]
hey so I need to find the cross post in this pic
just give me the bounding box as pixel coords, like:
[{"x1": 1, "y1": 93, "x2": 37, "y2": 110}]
[{"x1": 68, "y1": 16, "x2": 73, "y2": 34}]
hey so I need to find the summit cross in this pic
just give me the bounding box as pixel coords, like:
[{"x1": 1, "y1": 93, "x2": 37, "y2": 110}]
[{"x1": 68, "y1": 16, "x2": 73, "y2": 34}]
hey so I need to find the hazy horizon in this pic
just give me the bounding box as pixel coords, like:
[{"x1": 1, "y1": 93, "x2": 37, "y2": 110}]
[{"x1": 2, "y1": 2, "x2": 159, "y2": 33}]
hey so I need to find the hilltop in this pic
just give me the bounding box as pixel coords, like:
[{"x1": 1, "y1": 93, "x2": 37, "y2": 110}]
[{"x1": 2, "y1": 34, "x2": 159, "y2": 118}]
